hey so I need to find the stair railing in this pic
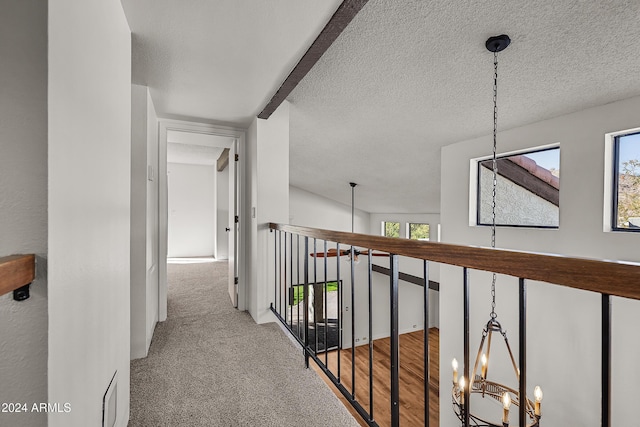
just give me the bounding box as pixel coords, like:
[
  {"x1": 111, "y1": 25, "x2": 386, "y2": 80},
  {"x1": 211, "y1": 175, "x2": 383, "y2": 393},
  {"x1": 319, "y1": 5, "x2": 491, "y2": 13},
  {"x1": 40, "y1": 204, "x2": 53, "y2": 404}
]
[{"x1": 268, "y1": 222, "x2": 640, "y2": 427}]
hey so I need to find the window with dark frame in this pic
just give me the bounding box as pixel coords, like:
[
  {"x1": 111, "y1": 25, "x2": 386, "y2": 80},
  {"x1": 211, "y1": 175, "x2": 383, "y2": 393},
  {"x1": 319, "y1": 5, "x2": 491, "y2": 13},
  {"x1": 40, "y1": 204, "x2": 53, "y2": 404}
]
[
  {"x1": 613, "y1": 132, "x2": 640, "y2": 231},
  {"x1": 477, "y1": 146, "x2": 560, "y2": 228}
]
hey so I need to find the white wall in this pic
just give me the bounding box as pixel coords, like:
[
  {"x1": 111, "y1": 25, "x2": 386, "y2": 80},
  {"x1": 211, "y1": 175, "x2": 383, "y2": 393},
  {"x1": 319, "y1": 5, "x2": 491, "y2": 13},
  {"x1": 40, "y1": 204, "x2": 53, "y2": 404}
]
[
  {"x1": 145, "y1": 90, "x2": 159, "y2": 352},
  {"x1": 290, "y1": 185, "x2": 370, "y2": 233},
  {"x1": 130, "y1": 85, "x2": 159, "y2": 359},
  {"x1": 246, "y1": 120, "x2": 258, "y2": 318},
  {"x1": 167, "y1": 162, "x2": 216, "y2": 257},
  {"x1": 440, "y1": 96, "x2": 640, "y2": 426},
  {"x1": 216, "y1": 166, "x2": 230, "y2": 259},
  {"x1": 48, "y1": 1, "x2": 131, "y2": 426},
  {"x1": 246, "y1": 102, "x2": 290, "y2": 324},
  {"x1": 369, "y1": 213, "x2": 441, "y2": 328},
  {"x1": 0, "y1": 2, "x2": 48, "y2": 426}
]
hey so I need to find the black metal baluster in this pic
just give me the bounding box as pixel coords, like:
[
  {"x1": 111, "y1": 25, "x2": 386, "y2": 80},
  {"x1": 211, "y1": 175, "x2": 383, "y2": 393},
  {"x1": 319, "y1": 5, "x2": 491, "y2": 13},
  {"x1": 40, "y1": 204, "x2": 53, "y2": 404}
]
[
  {"x1": 337, "y1": 242, "x2": 342, "y2": 382},
  {"x1": 314, "y1": 238, "x2": 318, "y2": 355},
  {"x1": 290, "y1": 233, "x2": 293, "y2": 330},
  {"x1": 368, "y1": 251, "x2": 374, "y2": 422},
  {"x1": 324, "y1": 240, "x2": 328, "y2": 367},
  {"x1": 519, "y1": 278, "x2": 526, "y2": 427},
  {"x1": 297, "y1": 235, "x2": 301, "y2": 337},
  {"x1": 390, "y1": 254, "x2": 400, "y2": 427},
  {"x1": 284, "y1": 232, "x2": 288, "y2": 325},
  {"x1": 272, "y1": 229, "x2": 276, "y2": 311},
  {"x1": 424, "y1": 260, "x2": 430, "y2": 427},
  {"x1": 279, "y1": 231, "x2": 283, "y2": 318},
  {"x1": 304, "y1": 236, "x2": 310, "y2": 368},
  {"x1": 463, "y1": 267, "x2": 470, "y2": 427},
  {"x1": 602, "y1": 294, "x2": 611, "y2": 427},
  {"x1": 351, "y1": 245, "x2": 356, "y2": 399}
]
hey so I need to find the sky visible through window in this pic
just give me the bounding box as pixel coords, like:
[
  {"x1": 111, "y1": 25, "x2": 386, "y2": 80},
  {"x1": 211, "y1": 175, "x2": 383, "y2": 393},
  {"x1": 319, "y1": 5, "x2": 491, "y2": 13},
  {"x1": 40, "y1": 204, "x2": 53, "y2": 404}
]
[
  {"x1": 524, "y1": 148, "x2": 559, "y2": 171},
  {"x1": 619, "y1": 133, "x2": 640, "y2": 165}
]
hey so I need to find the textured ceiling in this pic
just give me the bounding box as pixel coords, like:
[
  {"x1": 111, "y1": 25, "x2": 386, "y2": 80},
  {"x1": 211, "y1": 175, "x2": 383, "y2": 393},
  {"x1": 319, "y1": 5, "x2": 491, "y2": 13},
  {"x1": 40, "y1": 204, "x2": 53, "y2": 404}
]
[
  {"x1": 121, "y1": 0, "x2": 341, "y2": 125},
  {"x1": 123, "y1": 0, "x2": 640, "y2": 215},
  {"x1": 288, "y1": 0, "x2": 640, "y2": 213}
]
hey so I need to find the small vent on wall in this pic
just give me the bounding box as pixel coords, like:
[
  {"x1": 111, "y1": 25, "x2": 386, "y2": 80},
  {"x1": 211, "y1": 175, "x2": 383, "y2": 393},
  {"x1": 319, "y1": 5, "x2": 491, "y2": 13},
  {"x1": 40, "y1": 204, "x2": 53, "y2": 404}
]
[{"x1": 102, "y1": 371, "x2": 117, "y2": 427}]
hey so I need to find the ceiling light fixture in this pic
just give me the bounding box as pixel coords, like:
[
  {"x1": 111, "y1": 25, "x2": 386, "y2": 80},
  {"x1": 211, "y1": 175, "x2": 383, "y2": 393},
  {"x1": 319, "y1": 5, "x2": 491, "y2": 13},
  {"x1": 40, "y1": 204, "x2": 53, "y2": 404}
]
[
  {"x1": 451, "y1": 34, "x2": 543, "y2": 427},
  {"x1": 310, "y1": 182, "x2": 388, "y2": 261}
]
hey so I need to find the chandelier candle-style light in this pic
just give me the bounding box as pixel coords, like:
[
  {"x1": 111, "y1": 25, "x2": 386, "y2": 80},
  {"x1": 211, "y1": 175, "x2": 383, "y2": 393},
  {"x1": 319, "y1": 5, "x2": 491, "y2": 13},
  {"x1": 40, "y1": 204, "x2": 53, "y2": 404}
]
[{"x1": 451, "y1": 34, "x2": 543, "y2": 427}]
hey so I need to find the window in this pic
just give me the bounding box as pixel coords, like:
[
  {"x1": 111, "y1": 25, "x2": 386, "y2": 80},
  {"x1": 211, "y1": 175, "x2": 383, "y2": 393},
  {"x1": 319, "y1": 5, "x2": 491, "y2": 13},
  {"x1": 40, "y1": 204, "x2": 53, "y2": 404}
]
[
  {"x1": 477, "y1": 146, "x2": 560, "y2": 228},
  {"x1": 383, "y1": 221, "x2": 400, "y2": 237},
  {"x1": 613, "y1": 132, "x2": 640, "y2": 231},
  {"x1": 408, "y1": 223, "x2": 430, "y2": 240}
]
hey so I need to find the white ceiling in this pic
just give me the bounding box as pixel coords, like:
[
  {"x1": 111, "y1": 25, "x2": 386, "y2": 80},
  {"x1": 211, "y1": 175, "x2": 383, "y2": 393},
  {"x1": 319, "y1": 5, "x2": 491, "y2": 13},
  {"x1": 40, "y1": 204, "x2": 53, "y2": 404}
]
[
  {"x1": 121, "y1": 0, "x2": 342, "y2": 125},
  {"x1": 123, "y1": 0, "x2": 640, "y2": 214},
  {"x1": 166, "y1": 130, "x2": 233, "y2": 165},
  {"x1": 167, "y1": 143, "x2": 223, "y2": 166},
  {"x1": 166, "y1": 130, "x2": 234, "y2": 148}
]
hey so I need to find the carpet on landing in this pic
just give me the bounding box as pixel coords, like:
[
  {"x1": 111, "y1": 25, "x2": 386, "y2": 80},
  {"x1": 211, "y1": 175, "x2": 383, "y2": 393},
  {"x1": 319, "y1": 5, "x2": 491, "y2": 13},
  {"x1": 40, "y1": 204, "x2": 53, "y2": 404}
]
[{"x1": 130, "y1": 260, "x2": 359, "y2": 427}]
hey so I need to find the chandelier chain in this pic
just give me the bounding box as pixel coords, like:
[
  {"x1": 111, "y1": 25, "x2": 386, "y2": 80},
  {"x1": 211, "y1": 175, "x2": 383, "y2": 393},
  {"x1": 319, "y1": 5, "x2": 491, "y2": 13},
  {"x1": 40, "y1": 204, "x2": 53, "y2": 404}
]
[{"x1": 490, "y1": 51, "x2": 498, "y2": 319}]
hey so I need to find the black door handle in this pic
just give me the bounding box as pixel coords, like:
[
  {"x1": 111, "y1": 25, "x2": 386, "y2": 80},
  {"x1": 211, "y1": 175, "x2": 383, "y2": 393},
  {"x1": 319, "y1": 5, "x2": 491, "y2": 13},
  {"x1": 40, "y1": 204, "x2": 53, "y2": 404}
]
[{"x1": 225, "y1": 227, "x2": 231, "y2": 232}]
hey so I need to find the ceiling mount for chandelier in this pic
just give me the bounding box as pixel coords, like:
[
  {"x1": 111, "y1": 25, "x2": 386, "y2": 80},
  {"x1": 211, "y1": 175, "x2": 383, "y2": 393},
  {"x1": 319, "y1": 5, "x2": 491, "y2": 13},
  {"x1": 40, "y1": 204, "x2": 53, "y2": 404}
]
[
  {"x1": 451, "y1": 34, "x2": 543, "y2": 427},
  {"x1": 310, "y1": 182, "x2": 388, "y2": 261}
]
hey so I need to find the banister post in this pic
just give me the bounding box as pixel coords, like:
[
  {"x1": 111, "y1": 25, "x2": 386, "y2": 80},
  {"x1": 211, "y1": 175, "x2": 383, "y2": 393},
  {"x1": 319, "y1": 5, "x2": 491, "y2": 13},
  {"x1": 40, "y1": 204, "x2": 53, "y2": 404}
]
[
  {"x1": 304, "y1": 236, "x2": 310, "y2": 368},
  {"x1": 463, "y1": 268, "x2": 470, "y2": 427},
  {"x1": 519, "y1": 278, "x2": 527, "y2": 427},
  {"x1": 337, "y1": 243, "x2": 342, "y2": 381},
  {"x1": 350, "y1": 245, "x2": 356, "y2": 399},
  {"x1": 368, "y1": 251, "x2": 374, "y2": 422},
  {"x1": 390, "y1": 254, "x2": 400, "y2": 427},
  {"x1": 602, "y1": 294, "x2": 611, "y2": 427},
  {"x1": 424, "y1": 260, "x2": 430, "y2": 426}
]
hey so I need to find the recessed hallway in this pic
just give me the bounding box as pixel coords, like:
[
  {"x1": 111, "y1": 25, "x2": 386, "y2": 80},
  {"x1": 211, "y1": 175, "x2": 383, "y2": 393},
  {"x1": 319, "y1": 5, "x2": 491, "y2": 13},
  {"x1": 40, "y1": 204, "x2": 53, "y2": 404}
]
[{"x1": 129, "y1": 260, "x2": 359, "y2": 426}]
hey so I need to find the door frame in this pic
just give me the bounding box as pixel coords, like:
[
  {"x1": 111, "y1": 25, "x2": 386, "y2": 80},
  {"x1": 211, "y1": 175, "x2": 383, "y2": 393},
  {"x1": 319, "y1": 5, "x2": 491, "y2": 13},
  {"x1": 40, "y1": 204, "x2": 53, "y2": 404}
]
[{"x1": 158, "y1": 119, "x2": 246, "y2": 320}]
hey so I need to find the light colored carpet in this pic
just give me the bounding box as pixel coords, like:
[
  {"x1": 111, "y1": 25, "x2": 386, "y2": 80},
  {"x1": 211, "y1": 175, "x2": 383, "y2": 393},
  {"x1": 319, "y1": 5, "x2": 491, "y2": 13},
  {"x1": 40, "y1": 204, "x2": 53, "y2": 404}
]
[{"x1": 130, "y1": 260, "x2": 359, "y2": 427}]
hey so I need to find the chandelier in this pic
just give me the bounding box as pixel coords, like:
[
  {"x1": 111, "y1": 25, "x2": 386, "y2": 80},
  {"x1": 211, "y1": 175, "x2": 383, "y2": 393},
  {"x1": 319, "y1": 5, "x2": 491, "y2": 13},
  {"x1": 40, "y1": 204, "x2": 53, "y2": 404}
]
[{"x1": 451, "y1": 34, "x2": 543, "y2": 427}]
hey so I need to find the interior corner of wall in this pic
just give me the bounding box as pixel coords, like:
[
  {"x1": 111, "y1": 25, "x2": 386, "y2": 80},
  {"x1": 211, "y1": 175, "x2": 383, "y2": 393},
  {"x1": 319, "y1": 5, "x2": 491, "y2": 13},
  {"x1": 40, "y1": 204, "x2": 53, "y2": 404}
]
[{"x1": 257, "y1": 309, "x2": 276, "y2": 325}]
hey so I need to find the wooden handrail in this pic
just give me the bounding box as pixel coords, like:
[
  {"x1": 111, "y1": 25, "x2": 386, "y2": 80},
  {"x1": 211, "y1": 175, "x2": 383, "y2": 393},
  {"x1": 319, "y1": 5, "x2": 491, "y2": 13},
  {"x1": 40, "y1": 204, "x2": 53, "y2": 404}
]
[
  {"x1": 0, "y1": 255, "x2": 36, "y2": 297},
  {"x1": 270, "y1": 223, "x2": 640, "y2": 300}
]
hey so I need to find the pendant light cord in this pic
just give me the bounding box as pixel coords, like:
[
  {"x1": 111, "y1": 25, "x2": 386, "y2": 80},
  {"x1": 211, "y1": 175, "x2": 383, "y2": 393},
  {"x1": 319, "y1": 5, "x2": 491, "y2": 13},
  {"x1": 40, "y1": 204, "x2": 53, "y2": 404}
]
[
  {"x1": 350, "y1": 183, "x2": 356, "y2": 233},
  {"x1": 490, "y1": 51, "x2": 499, "y2": 319}
]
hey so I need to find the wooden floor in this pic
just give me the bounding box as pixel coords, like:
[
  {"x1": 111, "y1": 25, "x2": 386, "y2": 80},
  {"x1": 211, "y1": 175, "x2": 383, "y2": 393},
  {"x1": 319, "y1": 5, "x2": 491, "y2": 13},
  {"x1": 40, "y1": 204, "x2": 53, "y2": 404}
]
[{"x1": 310, "y1": 328, "x2": 439, "y2": 427}]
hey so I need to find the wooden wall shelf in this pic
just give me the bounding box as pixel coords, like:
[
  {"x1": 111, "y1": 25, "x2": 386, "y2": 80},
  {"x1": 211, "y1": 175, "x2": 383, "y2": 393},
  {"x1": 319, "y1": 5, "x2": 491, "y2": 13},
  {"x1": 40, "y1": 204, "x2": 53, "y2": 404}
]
[{"x1": 0, "y1": 254, "x2": 36, "y2": 298}]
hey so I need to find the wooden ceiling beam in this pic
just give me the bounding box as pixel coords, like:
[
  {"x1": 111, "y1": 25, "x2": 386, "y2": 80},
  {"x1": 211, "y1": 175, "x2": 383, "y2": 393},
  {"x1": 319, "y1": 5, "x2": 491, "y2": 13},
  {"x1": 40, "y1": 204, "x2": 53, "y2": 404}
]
[
  {"x1": 217, "y1": 148, "x2": 230, "y2": 172},
  {"x1": 257, "y1": 0, "x2": 369, "y2": 119}
]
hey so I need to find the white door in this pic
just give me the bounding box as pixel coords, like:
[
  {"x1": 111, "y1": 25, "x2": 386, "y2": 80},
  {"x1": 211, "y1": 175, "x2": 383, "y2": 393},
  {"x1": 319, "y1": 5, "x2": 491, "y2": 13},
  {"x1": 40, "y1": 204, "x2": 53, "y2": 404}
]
[{"x1": 228, "y1": 140, "x2": 238, "y2": 307}]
